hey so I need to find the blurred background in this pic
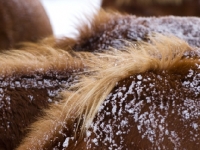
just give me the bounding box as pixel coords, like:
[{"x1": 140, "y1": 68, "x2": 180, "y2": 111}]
[
  {"x1": 102, "y1": 0, "x2": 200, "y2": 17},
  {"x1": 40, "y1": 0, "x2": 101, "y2": 38}
]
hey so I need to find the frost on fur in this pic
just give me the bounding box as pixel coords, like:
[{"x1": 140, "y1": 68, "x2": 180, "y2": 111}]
[{"x1": 17, "y1": 34, "x2": 200, "y2": 149}]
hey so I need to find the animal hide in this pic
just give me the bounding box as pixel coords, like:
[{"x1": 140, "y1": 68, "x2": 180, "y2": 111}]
[
  {"x1": 0, "y1": 39, "x2": 85, "y2": 149},
  {"x1": 14, "y1": 11, "x2": 200, "y2": 149},
  {"x1": 102, "y1": 0, "x2": 200, "y2": 16}
]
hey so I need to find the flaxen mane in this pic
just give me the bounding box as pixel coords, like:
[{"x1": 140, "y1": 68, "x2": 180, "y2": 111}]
[
  {"x1": 17, "y1": 34, "x2": 200, "y2": 149},
  {"x1": 0, "y1": 43, "x2": 82, "y2": 77},
  {"x1": 1, "y1": 8, "x2": 200, "y2": 150}
]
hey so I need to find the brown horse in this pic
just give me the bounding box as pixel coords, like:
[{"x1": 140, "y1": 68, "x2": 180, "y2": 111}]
[
  {"x1": 17, "y1": 34, "x2": 200, "y2": 149},
  {"x1": 0, "y1": 10, "x2": 200, "y2": 149},
  {"x1": 102, "y1": 0, "x2": 200, "y2": 16},
  {"x1": 0, "y1": 0, "x2": 53, "y2": 50}
]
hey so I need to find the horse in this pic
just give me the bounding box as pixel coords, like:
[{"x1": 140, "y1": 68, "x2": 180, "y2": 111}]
[
  {"x1": 102, "y1": 0, "x2": 200, "y2": 16},
  {"x1": 17, "y1": 33, "x2": 200, "y2": 149},
  {"x1": 13, "y1": 11, "x2": 200, "y2": 150},
  {"x1": 0, "y1": 0, "x2": 53, "y2": 50},
  {"x1": 0, "y1": 7, "x2": 199, "y2": 149}
]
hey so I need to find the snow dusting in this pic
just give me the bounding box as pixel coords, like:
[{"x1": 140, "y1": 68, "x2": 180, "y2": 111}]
[
  {"x1": 83, "y1": 67, "x2": 200, "y2": 149},
  {"x1": 75, "y1": 15, "x2": 200, "y2": 52}
]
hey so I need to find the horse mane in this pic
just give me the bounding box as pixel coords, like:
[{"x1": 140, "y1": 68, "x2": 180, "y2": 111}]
[
  {"x1": 0, "y1": 39, "x2": 84, "y2": 78},
  {"x1": 17, "y1": 34, "x2": 200, "y2": 149},
  {"x1": 64, "y1": 33, "x2": 198, "y2": 132}
]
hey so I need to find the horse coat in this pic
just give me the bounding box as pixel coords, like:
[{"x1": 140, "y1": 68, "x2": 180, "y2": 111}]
[
  {"x1": 102, "y1": 0, "x2": 200, "y2": 16},
  {"x1": 0, "y1": 40, "x2": 85, "y2": 149},
  {"x1": 14, "y1": 10, "x2": 200, "y2": 149},
  {"x1": 17, "y1": 34, "x2": 200, "y2": 149},
  {"x1": 0, "y1": 10, "x2": 200, "y2": 149}
]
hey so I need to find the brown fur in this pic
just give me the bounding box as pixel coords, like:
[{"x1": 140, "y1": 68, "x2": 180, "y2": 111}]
[
  {"x1": 0, "y1": 42, "x2": 83, "y2": 77},
  {"x1": 0, "y1": 40, "x2": 85, "y2": 149},
  {"x1": 102, "y1": 0, "x2": 200, "y2": 16},
  {"x1": 0, "y1": 0, "x2": 53, "y2": 50},
  {"x1": 17, "y1": 34, "x2": 200, "y2": 149},
  {"x1": 1, "y1": 9, "x2": 200, "y2": 150}
]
